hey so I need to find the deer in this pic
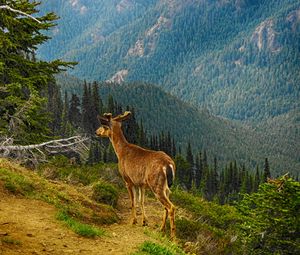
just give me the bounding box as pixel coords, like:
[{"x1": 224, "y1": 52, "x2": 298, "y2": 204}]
[{"x1": 96, "y1": 111, "x2": 176, "y2": 239}]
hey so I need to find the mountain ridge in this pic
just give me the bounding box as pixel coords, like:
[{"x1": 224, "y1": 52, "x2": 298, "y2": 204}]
[{"x1": 38, "y1": 0, "x2": 300, "y2": 122}]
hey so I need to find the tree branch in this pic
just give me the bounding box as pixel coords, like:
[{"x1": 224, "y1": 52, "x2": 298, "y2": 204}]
[
  {"x1": 0, "y1": 136, "x2": 90, "y2": 167},
  {"x1": 0, "y1": 5, "x2": 41, "y2": 23}
]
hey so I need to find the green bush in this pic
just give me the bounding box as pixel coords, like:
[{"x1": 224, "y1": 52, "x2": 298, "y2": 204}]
[
  {"x1": 92, "y1": 180, "x2": 119, "y2": 207},
  {"x1": 132, "y1": 241, "x2": 176, "y2": 255},
  {"x1": 172, "y1": 188, "x2": 243, "y2": 230},
  {"x1": 237, "y1": 176, "x2": 300, "y2": 254}
]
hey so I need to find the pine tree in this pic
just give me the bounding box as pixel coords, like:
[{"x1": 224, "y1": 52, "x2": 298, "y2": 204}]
[
  {"x1": 107, "y1": 94, "x2": 115, "y2": 114},
  {"x1": 211, "y1": 157, "x2": 219, "y2": 197},
  {"x1": 68, "y1": 94, "x2": 81, "y2": 128},
  {"x1": 195, "y1": 153, "x2": 202, "y2": 188},
  {"x1": 185, "y1": 142, "x2": 194, "y2": 190},
  {"x1": 0, "y1": 1, "x2": 72, "y2": 143},
  {"x1": 254, "y1": 165, "x2": 260, "y2": 192},
  {"x1": 47, "y1": 82, "x2": 63, "y2": 135},
  {"x1": 81, "y1": 81, "x2": 92, "y2": 134},
  {"x1": 263, "y1": 157, "x2": 271, "y2": 182},
  {"x1": 91, "y1": 81, "x2": 102, "y2": 130}
]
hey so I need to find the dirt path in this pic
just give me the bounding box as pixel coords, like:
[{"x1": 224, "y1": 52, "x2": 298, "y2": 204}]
[{"x1": 0, "y1": 191, "x2": 165, "y2": 255}]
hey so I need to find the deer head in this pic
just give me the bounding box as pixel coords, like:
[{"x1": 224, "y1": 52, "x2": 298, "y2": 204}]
[{"x1": 96, "y1": 111, "x2": 132, "y2": 138}]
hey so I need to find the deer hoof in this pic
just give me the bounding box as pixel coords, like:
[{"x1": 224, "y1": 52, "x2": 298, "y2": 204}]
[{"x1": 142, "y1": 219, "x2": 148, "y2": 226}]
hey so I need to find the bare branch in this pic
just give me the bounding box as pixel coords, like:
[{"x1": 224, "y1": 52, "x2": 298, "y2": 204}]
[
  {"x1": 0, "y1": 136, "x2": 90, "y2": 167},
  {"x1": 0, "y1": 5, "x2": 41, "y2": 23}
]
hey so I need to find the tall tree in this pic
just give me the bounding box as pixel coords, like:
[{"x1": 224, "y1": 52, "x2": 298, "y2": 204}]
[
  {"x1": 263, "y1": 157, "x2": 271, "y2": 182},
  {"x1": 0, "y1": 1, "x2": 71, "y2": 143},
  {"x1": 185, "y1": 142, "x2": 194, "y2": 189},
  {"x1": 81, "y1": 81, "x2": 92, "y2": 133},
  {"x1": 68, "y1": 94, "x2": 81, "y2": 128}
]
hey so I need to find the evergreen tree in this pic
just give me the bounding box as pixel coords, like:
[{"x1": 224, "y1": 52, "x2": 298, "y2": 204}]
[
  {"x1": 47, "y1": 82, "x2": 63, "y2": 136},
  {"x1": 174, "y1": 154, "x2": 190, "y2": 189},
  {"x1": 211, "y1": 157, "x2": 219, "y2": 197},
  {"x1": 171, "y1": 138, "x2": 176, "y2": 158},
  {"x1": 195, "y1": 153, "x2": 202, "y2": 189},
  {"x1": 263, "y1": 157, "x2": 271, "y2": 182},
  {"x1": 107, "y1": 94, "x2": 115, "y2": 114},
  {"x1": 254, "y1": 165, "x2": 260, "y2": 192},
  {"x1": 0, "y1": 1, "x2": 72, "y2": 143},
  {"x1": 81, "y1": 81, "x2": 92, "y2": 133},
  {"x1": 68, "y1": 94, "x2": 81, "y2": 128},
  {"x1": 185, "y1": 142, "x2": 194, "y2": 190},
  {"x1": 91, "y1": 81, "x2": 102, "y2": 129}
]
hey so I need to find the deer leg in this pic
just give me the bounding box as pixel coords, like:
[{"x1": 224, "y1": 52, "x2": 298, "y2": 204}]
[
  {"x1": 160, "y1": 208, "x2": 168, "y2": 233},
  {"x1": 126, "y1": 183, "x2": 137, "y2": 225},
  {"x1": 140, "y1": 186, "x2": 148, "y2": 226},
  {"x1": 156, "y1": 189, "x2": 176, "y2": 240},
  {"x1": 160, "y1": 188, "x2": 170, "y2": 233}
]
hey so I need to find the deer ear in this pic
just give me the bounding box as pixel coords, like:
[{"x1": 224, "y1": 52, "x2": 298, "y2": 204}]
[
  {"x1": 113, "y1": 111, "x2": 132, "y2": 122},
  {"x1": 103, "y1": 113, "x2": 112, "y2": 120},
  {"x1": 98, "y1": 114, "x2": 111, "y2": 126}
]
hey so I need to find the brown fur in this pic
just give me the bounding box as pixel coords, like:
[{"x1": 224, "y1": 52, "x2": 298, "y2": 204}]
[{"x1": 96, "y1": 111, "x2": 176, "y2": 239}]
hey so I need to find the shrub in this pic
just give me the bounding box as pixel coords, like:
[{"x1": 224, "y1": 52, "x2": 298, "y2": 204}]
[
  {"x1": 237, "y1": 175, "x2": 300, "y2": 254},
  {"x1": 132, "y1": 241, "x2": 176, "y2": 255},
  {"x1": 92, "y1": 180, "x2": 119, "y2": 207}
]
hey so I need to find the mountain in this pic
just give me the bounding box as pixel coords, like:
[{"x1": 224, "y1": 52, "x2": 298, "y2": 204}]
[
  {"x1": 56, "y1": 75, "x2": 300, "y2": 176},
  {"x1": 38, "y1": 0, "x2": 300, "y2": 122}
]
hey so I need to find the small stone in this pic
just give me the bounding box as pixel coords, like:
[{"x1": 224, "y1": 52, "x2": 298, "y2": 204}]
[
  {"x1": 27, "y1": 233, "x2": 34, "y2": 237},
  {"x1": 0, "y1": 231, "x2": 8, "y2": 236}
]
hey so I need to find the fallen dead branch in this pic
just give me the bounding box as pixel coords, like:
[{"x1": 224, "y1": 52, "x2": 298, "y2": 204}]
[{"x1": 0, "y1": 136, "x2": 90, "y2": 167}]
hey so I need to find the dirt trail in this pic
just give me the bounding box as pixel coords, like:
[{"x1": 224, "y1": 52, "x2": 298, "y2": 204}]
[{"x1": 0, "y1": 190, "x2": 165, "y2": 255}]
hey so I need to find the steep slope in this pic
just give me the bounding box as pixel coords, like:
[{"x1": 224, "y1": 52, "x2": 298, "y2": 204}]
[
  {"x1": 38, "y1": 0, "x2": 300, "y2": 121},
  {"x1": 0, "y1": 159, "x2": 181, "y2": 255}
]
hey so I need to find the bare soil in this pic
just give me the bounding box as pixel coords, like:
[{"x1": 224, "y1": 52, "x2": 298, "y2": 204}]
[{"x1": 0, "y1": 189, "x2": 165, "y2": 255}]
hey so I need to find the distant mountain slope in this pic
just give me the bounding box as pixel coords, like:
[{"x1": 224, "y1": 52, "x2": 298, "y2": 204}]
[
  {"x1": 38, "y1": 0, "x2": 300, "y2": 121},
  {"x1": 56, "y1": 75, "x2": 300, "y2": 175}
]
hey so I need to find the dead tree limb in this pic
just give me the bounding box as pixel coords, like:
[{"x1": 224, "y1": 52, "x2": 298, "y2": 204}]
[
  {"x1": 0, "y1": 5, "x2": 41, "y2": 23},
  {"x1": 0, "y1": 136, "x2": 90, "y2": 167}
]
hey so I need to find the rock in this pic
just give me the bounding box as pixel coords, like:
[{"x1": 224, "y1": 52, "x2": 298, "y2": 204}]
[
  {"x1": 27, "y1": 233, "x2": 34, "y2": 237},
  {"x1": 0, "y1": 231, "x2": 8, "y2": 236}
]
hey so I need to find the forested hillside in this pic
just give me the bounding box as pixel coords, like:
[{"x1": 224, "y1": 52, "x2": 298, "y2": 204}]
[
  {"x1": 37, "y1": 0, "x2": 300, "y2": 121},
  {"x1": 55, "y1": 75, "x2": 300, "y2": 176}
]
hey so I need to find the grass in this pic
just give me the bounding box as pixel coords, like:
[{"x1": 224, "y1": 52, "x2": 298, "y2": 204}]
[
  {"x1": 131, "y1": 241, "x2": 178, "y2": 255},
  {"x1": 56, "y1": 210, "x2": 105, "y2": 238},
  {"x1": 92, "y1": 180, "x2": 119, "y2": 207},
  {"x1": 0, "y1": 159, "x2": 119, "y2": 237},
  {"x1": 1, "y1": 237, "x2": 21, "y2": 245},
  {"x1": 143, "y1": 229, "x2": 186, "y2": 255},
  {"x1": 170, "y1": 187, "x2": 244, "y2": 254},
  {"x1": 0, "y1": 168, "x2": 36, "y2": 196}
]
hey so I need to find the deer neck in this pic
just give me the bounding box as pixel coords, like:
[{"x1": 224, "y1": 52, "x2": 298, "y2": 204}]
[{"x1": 110, "y1": 126, "x2": 128, "y2": 159}]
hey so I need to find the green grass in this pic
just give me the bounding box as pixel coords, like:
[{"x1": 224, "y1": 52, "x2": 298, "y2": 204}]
[
  {"x1": 0, "y1": 159, "x2": 119, "y2": 237},
  {"x1": 1, "y1": 237, "x2": 21, "y2": 245},
  {"x1": 38, "y1": 156, "x2": 121, "y2": 186},
  {"x1": 0, "y1": 168, "x2": 35, "y2": 196},
  {"x1": 56, "y1": 210, "x2": 105, "y2": 238},
  {"x1": 143, "y1": 229, "x2": 186, "y2": 255},
  {"x1": 132, "y1": 241, "x2": 177, "y2": 255},
  {"x1": 92, "y1": 180, "x2": 119, "y2": 207}
]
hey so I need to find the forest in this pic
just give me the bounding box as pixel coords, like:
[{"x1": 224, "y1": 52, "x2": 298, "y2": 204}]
[{"x1": 0, "y1": 1, "x2": 299, "y2": 254}]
